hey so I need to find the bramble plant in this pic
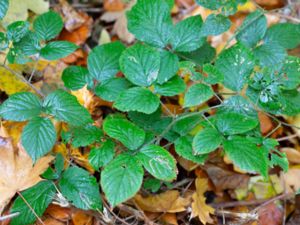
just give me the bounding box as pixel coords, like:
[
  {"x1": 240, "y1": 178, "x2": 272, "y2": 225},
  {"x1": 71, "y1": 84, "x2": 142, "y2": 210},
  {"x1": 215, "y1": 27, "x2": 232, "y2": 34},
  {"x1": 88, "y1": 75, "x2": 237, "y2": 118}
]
[{"x1": 0, "y1": 0, "x2": 300, "y2": 224}]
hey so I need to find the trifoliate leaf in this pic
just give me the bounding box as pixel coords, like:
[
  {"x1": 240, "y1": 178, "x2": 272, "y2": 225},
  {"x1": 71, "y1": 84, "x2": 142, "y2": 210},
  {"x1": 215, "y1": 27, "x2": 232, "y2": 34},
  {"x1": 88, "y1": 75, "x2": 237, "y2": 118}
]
[
  {"x1": 171, "y1": 15, "x2": 205, "y2": 52},
  {"x1": 114, "y1": 87, "x2": 160, "y2": 114},
  {"x1": 40, "y1": 41, "x2": 78, "y2": 60},
  {"x1": 10, "y1": 181, "x2": 56, "y2": 225},
  {"x1": 70, "y1": 125, "x2": 103, "y2": 148},
  {"x1": 236, "y1": 10, "x2": 267, "y2": 48},
  {"x1": 127, "y1": 0, "x2": 173, "y2": 48},
  {"x1": 13, "y1": 31, "x2": 41, "y2": 56},
  {"x1": 0, "y1": 0, "x2": 8, "y2": 20},
  {"x1": 0, "y1": 92, "x2": 42, "y2": 121},
  {"x1": 6, "y1": 21, "x2": 29, "y2": 42},
  {"x1": 120, "y1": 43, "x2": 160, "y2": 87},
  {"x1": 43, "y1": 90, "x2": 92, "y2": 126},
  {"x1": 21, "y1": 117, "x2": 56, "y2": 162},
  {"x1": 101, "y1": 153, "x2": 144, "y2": 207},
  {"x1": 223, "y1": 136, "x2": 268, "y2": 177},
  {"x1": 201, "y1": 14, "x2": 231, "y2": 36},
  {"x1": 137, "y1": 144, "x2": 177, "y2": 181},
  {"x1": 183, "y1": 83, "x2": 214, "y2": 108},
  {"x1": 193, "y1": 128, "x2": 222, "y2": 155},
  {"x1": 216, "y1": 43, "x2": 254, "y2": 91},
  {"x1": 175, "y1": 136, "x2": 208, "y2": 164},
  {"x1": 89, "y1": 139, "x2": 115, "y2": 170},
  {"x1": 103, "y1": 115, "x2": 145, "y2": 150},
  {"x1": 87, "y1": 41, "x2": 125, "y2": 82},
  {"x1": 62, "y1": 66, "x2": 91, "y2": 91},
  {"x1": 33, "y1": 11, "x2": 63, "y2": 41},
  {"x1": 254, "y1": 42, "x2": 287, "y2": 67},
  {"x1": 157, "y1": 50, "x2": 179, "y2": 84},
  {"x1": 203, "y1": 64, "x2": 224, "y2": 84},
  {"x1": 154, "y1": 76, "x2": 186, "y2": 96},
  {"x1": 95, "y1": 77, "x2": 132, "y2": 102},
  {"x1": 59, "y1": 166, "x2": 102, "y2": 210}
]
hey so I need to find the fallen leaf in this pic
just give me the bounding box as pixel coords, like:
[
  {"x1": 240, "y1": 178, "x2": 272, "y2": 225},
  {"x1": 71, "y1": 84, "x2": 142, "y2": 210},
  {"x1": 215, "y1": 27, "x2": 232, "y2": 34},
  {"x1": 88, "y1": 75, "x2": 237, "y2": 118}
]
[
  {"x1": 43, "y1": 217, "x2": 65, "y2": 225},
  {"x1": 45, "y1": 204, "x2": 71, "y2": 221},
  {"x1": 104, "y1": 0, "x2": 125, "y2": 11},
  {"x1": 0, "y1": 137, "x2": 54, "y2": 213},
  {"x1": 258, "y1": 112, "x2": 274, "y2": 135},
  {"x1": 71, "y1": 210, "x2": 93, "y2": 225},
  {"x1": 258, "y1": 203, "x2": 283, "y2": 225},
  {"x1": 160, "y1": 213, "x2": 178, "y2": 225},
  {"x1": 284, "y1": 168, "x2": 300, "y2": 192},
  {"x1": 249, "y1": 175, "x2": 283, "y2": 199},
  {"x1": 281, "y1": 147, "x2": 300, "y2": 164},
  {"x1": 0, "y1": 121, "x2": 26, "y2": 147},
  {"x1": 99, "y1": 29, "x2": 111, "y2": 45},
  {"x1": 287, "y1": 195, "x2": 300, "y2": 225},
  {"x1": 191, "y1": 178, "x2": 215, "y2": 224}
]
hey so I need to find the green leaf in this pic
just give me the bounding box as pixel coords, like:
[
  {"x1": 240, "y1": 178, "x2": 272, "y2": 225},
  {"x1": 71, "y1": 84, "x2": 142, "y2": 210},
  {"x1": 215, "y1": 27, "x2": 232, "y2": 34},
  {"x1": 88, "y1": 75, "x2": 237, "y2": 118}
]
[
  {"x1": 0, "y1": 0, "x2": 8, "y2": 19},
  {"x1": 0, "y1": 32, "x2": 9, "y2": 50},
  {"x1": 270, "y1": 152, "x2": 288, "y2": 173},
  {"x1": 171, "y1": 15, "x2": 205, "y2": 52},
  {"x1": 59, "y1": 166, "x2": 102, "y2": 210},
  {"x1": 216, "y1": 43, "x2": 254, "y2": 91},
  {"x1": 0, "y1": 92, "x2": 42, "y2": 121},
  {"x1": 195, "y1": 0, "x2": 246, "y2": 15},
  {"x1": 13, "y1": 31, "x2": 41, "y2": 56},
  {"x1": 70, "y1": 125, "x2": 103, "y2": 147},
  {"x1": 172, "y1": 114, "x2": 202, "y2": 136},
  {"x1": 183, "y1": 83, "x2": 213, "y2": 108},
  {"x1": 157, "y1": 50, "x2": 179, "y2": 84},
  {"x1": 120, "y1": 43, "x2": 160, "y2": 87},
  {"x1": 101, "y1": 153, "x2": 144, "y2": 206},
  {"x1": 10, "y1": 181, "x2": 55, "y2": 225},
  {"x1": 154, "y1": 76, "x2": 186, "y2": 96},
  {"x1": 236, "y1": 10, "x2": 267, "y2": 48},
  {"x1": 33, "y1": 11, "x2": 63, "y2": 41},
  {"x1": 103, "y1": 115, "x2": 145, "y2": 150},
  {"x1": 223, "y1": 136, "x2": 268, "y2": 177},
  {"x1": 127, "y1": 0, "x2": 173, "y2": 48},
  {"x1": 43, "y1": 90, "x2": 92, "y2": 126},
  {"x1": 175, "y1": 136, "x2": 208, "y2": 164},
  {"x1": 203, "y1": 64, "x2": 224, "y2": 84},
  {"x1": 21, "y1": 117, "x2": 56, "y2": 162},
  {"x1": 114, "y1": 87, "x2": 160, "y2": 114},
  {"x1": 201, "y1": 14, "x2": 231, "y2": 36},
  {"x1": 6, "y1": 21, "x2": 29, "y2": 42},
  {"x1": 40, "y1": 41, "x2": 78, "y2": 60},
  {"x1": 143, "y1": 178, "x2": 161, "y2": 193},
  {"x1": 193, "y1": 128, "x2": 222, "y2": 155},
  {"x1": 264, "y1": 23, "x2": 300, "y2": 49},
  {"x1": 280, "y1": 56, "x2": 300, "y2": 90},
  {"x1": 216, "y1": 112, "x2": 259, "y2": 135},
  {"x1": 88, "y1": 139, "x2": 115, "y2": 170},
  {"x1": 62, "y1": 66, "x2": 91, "y2": 91},
  {"x1": 254, "y1": 43, "x2": 287, "y2": 67},
  {"x1": 95, "y1": 77, "x2": 132, "y2": 102},
  {"x1": 87, "y1": 41, "x2": 125, "y2": 82},
  {"x1": 137, "y1": 144, "x2": 177, "y2": 181}
]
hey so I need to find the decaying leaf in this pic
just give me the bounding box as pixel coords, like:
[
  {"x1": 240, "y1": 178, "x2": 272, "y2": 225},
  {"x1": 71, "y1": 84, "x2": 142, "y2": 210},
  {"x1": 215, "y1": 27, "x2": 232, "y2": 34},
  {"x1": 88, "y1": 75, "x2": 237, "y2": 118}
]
[{"x1": 191, "y1": 178, "x2": 215, "y2": 224}]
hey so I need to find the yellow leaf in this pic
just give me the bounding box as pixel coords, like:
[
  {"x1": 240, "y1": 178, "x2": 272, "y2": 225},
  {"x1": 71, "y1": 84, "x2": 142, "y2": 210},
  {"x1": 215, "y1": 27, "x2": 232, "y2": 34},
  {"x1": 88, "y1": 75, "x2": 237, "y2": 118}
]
[
  {"x1": 191, "y1": 178, "x2": 214, "y2": 224},
  {"x1": 0, "y1": 67, "x2": 29, "y2": 95}
]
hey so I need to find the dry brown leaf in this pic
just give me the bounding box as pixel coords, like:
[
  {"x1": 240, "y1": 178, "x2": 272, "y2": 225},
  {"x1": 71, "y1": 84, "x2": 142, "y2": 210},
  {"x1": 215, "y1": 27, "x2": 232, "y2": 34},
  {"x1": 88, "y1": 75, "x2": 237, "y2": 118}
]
[
  {"x1": 281, "y1": 148, "x2": 300, "y2": 164},
  {"x1": 71, "y1": 210, "x2": 93, "y2": 225},
  {"x1": 104, "y1": 0, "x2": 125, "y2": 11},
  {"x1": 284, "y1": 168, "x2": 300, "y2": 192},
  {"x1": 160, "y1": 213, "x2": 178, "y2": 225},
  {"x1": 191, "y1": 178, "x2": 215, "y2": 224},
  {"x1": 258, "y1": 203, "x2": 283, "y2": 225},
  {"x1": 0, "y1": 137, "x2": 54, "y2": 213},
  {"x1": 134, "y1": 190, "x2": 191, "y2": 213},
  {"x1": 43, "y1": 217, "x2": 65, "y2": 225},
  {"x1": 45, "y1": 204, "x2": 71, "y2": 221},
  {"x1": 258, "y1": 112, "x2": 274, "y2": 135}
]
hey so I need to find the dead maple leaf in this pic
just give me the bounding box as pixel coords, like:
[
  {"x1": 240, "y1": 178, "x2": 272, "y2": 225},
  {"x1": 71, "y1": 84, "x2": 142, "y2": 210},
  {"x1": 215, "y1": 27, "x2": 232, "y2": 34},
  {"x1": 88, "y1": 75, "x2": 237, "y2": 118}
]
[
  {"x1": 0, "y1": 137, "x2": 54, "y2": 213},
  {"x1": 191, "y1": 178, "x2": 215, "y2": 224}
]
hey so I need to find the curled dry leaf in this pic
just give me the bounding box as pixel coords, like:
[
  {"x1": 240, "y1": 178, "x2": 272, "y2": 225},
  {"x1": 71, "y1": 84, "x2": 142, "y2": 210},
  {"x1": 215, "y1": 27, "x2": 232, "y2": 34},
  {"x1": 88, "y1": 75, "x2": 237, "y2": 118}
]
[
  {"x1": 281, "y1": 147, "x2": 300, "y2": 164},
  {"x1": 0, "y1": 137, "x2": 54, "y2": 213}
]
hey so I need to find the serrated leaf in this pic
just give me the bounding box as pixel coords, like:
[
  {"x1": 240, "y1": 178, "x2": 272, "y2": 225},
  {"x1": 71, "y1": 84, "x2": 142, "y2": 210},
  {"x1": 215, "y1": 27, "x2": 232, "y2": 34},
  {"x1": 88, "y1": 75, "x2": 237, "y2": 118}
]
[
  {"x1": 270, "y1": 153, "x2": 288, "y2": 173},
  {"x1": 87, "y1": 41, "x2": 125, "y2": 82},
  {"x1": 95, "y1": 77, "x2": 132, "y2": 102},
  {"x1": 101, "y1": 153, "x2": 144, "y2": 206},
  {"x1": 193, "y1": 128, "x2": 222, "y2": 155},
  {"x1": 114, "y1": 87, "x2": 160, "y2": 114},
  {"x1": 71, "y1": 125, "x2": 103, "y2": 147},
  {"x1": 103, "y1": 115, "x2": 145, "y2": 150},
  {"x1": 6, "y1": 21, "x2": 29, "y2": 42},
  {"x1": 157, "y1": 50, "x2": 179, "y2": 84},
  {"x1": 0, "y1": 0, "x2": 8, "y2": 20},
  {"x1": 201, "y1": 14, "x2": 231, "y2": 36},
  {"x1": 203, "y1": 64, "x2": 224, "y2": 84},
  {"x1": 175, "y1": 136, "x2": 208, "y2": 164},
  {"x1": 62, "y1": 66, "x2": 91, "y2": 91},
  {"x1": 280, "y1": 56, "x2": 300, "y2": 90},
  {"x1": 216, "y1": 43, "x2": 254, "y2": 91},
  {"x1": 264, "y1": 23, "x2": 300, "y2": 49},
  {"x1": 0, "y1": 92, "x2": 42, "y2": 121},
  {"x1": 127, "y1": 0, "x2": 173, "y2": 48},
  {"x1": 172, "y1": 114, "x2": 202, "y2": 136},
  {"x1": 120, "y1": 43, "x2": 160, "y2": 87},
  {"x1": 236, "y1": 10, "x2": 267, "y2": 48},
  {"x1": 171, "y1": 15, "x2": 205, "y2": 52},
  {"x1": 137, "y1": 144, "x2": 177, "y2": 181},
  {"x1": 10, "y1": 181, "x2": 56, "y2": 225},
  {"x1": 254, "y1": 42, "x2": 287, "y2": 67},
  {"x1": 40, "y1": 41, "x2": 78, "y2": 60},
  {"x1": 89, "y1": 139, "x2": 115, "y2": 170},
  {"x1": 43, "y1": 90, "x2": 92, "y2": 126},
  {"x1": 33, "y1": 11, "x2": 63, "y2": 41},
  {"x1": 216, "y1": 112, "x2": 258, "y2": 135},
  {"x1": 59, "y1": 166, "x2": 102, "y2": 210},
  {"x1": 154, "y1": 76, "x2": 186, "y2": 96},
  {"x1": 13, "y1": 31, "x2": 41, "y2": 56},
  {"x1": 21, "y1": 117, "x2": 56, "y2": 162},
  {"x1": 223, "y1": 136, "x2": 268, "y2": 177},
  {"x1": 184, "y1": 83, "x2": 213, "y2": 108}
]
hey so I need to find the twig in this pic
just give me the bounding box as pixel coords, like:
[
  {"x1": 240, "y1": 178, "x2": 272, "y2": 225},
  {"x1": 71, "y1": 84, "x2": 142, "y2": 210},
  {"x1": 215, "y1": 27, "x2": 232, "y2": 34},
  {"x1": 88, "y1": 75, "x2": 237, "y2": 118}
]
[
  {"x1": 0, "y1": 212, "x2": 20, "y2": 221},
  {"x1": 28, "y1": 55, "x2": 40, "y2": 83},
  {"x1": 102, "y1": 199, "x2": 132, "y2": 225},
  {"x1": 264, "y1": 122, "x2": 281, "y2": 138},
  {"x1": 277, "y1": 133, "x2": 299, "y2": 142}
]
